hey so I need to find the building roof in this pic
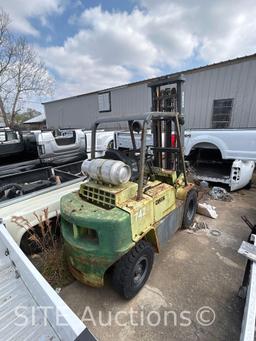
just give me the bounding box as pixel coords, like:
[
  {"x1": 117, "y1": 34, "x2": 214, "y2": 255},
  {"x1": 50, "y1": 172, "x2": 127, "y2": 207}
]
[
  {"x1": 24, "y1": 113, "x2": 46, "y2": 124},
  {"x1": 43, "y1": 53, "x2": 256, "y2": 105}
]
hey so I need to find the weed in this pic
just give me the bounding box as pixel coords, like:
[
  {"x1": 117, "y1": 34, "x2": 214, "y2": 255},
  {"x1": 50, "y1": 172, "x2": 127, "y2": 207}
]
[{"x1": 11, "y1": 209, "x2": 74, "y2": 288}]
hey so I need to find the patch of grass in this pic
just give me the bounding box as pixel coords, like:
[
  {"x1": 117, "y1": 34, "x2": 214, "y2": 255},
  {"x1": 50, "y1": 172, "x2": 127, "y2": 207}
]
[
  {"x1": 12, "y1": 209, "x2": 74, "y2": 289},
  {"x1": 33, "y1": 242, "x2": 74, "y2": 289}
]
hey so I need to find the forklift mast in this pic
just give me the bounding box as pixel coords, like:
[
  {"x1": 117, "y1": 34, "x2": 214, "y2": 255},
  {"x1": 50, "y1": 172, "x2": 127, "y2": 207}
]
[{"x1": 148, "y1": 74, "x2": 186, "y2": 172}]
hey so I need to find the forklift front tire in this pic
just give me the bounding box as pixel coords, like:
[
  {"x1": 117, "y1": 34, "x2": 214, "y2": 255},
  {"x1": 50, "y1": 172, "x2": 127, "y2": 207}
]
[
  {"x1": 112, "y1": 240, "x2": 154, "y2": 299},
  {"x1": 182, "y1": 189, "x2": 197, "y2": 229}
]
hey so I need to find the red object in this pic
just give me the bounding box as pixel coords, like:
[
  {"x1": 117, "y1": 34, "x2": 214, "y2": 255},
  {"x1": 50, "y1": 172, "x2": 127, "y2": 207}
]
[{"x1": 171, "y1": 132, "x2": 176, "y2": 147}]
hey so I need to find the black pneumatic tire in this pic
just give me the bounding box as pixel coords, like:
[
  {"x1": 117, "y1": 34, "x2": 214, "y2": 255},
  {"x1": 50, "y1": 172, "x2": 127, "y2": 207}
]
[
  {"x1": 182, "y1": 189, "x2": 197, "y2": 229},
  {"x1": 112, "y1": 240, "x2": 154, "y2": 299}
]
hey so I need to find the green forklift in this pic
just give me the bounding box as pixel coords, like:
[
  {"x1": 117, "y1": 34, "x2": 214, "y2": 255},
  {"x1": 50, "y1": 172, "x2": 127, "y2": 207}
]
[{"x1": 60, "y1": 105, "x2": 197, "y2": 299}]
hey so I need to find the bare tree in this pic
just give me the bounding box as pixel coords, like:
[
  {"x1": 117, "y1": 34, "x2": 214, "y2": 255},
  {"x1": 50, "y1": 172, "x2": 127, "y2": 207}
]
[
  {"x1": 0, "y1": 9, "x2": 14, "y2": 76},
  {"x1": 0, "y1": 9, "x2": 15, "y2": 126},
  {"x1": 0, "y1": 9, "x2": 54, "y2": 127}
]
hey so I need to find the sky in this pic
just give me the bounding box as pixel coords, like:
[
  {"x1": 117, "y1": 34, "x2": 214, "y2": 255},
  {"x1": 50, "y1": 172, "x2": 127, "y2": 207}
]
[{"x1": 1, "y1": 0, "x2": 256, "y2": 111}]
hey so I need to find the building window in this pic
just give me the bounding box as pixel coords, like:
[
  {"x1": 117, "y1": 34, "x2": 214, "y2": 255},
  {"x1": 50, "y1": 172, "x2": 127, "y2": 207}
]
[
  {"x1": 98, "y1": 92, "x2": 111, "y2": 112},
  {"x1": 212, "y1": 99, "x2": 233, "y2": 128}
]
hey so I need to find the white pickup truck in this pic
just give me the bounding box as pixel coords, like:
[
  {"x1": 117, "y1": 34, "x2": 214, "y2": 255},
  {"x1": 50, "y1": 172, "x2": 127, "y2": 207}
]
[{"x1": 114, "y1": 128, "x2": 256, "y2": 191}]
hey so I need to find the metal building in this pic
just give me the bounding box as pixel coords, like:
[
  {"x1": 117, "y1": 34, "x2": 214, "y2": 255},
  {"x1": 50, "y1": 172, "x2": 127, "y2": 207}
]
[{"x1": 43, "y1": 54, "x2": 256, "y2": 130}]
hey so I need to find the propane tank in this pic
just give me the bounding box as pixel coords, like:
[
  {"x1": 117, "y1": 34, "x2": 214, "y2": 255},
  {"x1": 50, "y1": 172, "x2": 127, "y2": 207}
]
[{"x1": 81, "y1": 159, "x2": 131, "y2": 185}]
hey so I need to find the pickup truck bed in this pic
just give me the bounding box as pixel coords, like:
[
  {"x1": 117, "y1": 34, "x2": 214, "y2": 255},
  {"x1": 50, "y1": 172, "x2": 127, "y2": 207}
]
[
  {"x1": 0, "y1": 179, "x2": 83, "y2": 248},
  {"x1": 184, "y1": 128, "x2": 256, "y2": 161},
  {"x1": 0, "y1": 257, "x2": 59, "y2": 340},
  {"x1": 0, "y1": 223, "x2": 90, "y2": 340},
  {"x1": 114, "y1": 129, "x2": 256, "y2": 190},
  {"x1": 0, "y1": 161, "x2": 85, "y2": 250}
]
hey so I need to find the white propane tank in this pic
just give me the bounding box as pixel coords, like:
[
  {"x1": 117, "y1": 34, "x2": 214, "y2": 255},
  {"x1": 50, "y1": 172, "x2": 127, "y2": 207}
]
[{"x1": 81, "y1": 159, "x2": 131, "y2": 185}]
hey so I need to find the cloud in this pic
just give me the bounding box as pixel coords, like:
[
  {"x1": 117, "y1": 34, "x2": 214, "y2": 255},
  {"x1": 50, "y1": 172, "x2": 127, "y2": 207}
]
[
  {"x1": 40, "y1": 43, "x2": 132, "y2": 99},
  {"x1": 78, "y1": 5, "x2": 197, "y2": 69},
  {"x1": 139, "y1": 0, "x2": 256, "y2": 62},
  {"x1": 40, "y1": 4, "x2": 197, "y2": 99},
  {"x1": 1, "y1": 0, "x2": 63, "y2": 36},
  {"x1": 39, "y1": 0, "x2": 256, "y2": 101}
]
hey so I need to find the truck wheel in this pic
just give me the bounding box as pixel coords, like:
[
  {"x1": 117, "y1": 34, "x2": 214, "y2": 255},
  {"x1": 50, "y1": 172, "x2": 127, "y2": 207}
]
[
  {"x1": 112, "y1": 240, "x2": 154, "y2": 299},
  {"x1": 182, "y1": 189, "x2": 197, "y2": 229}
]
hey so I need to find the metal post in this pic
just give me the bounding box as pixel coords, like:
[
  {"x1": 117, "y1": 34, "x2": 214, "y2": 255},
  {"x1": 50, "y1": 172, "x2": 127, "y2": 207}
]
[
  {"x1": 175, "y1": 113, "x2": 187, "y2": 185},
  {"x1": 153, "y1": 86, "x2": 162, "y2": 167},
  {"x1": 165, "y1": 118, "x2": 172, "y2": 169},
  {"x1": 177, "y1": 74, "x2": 185, "y2": 147},
  {"x1": 128, "y1": 121, "x2": 137, "y2": 150},
  {"x1": 91, "y1": 123, "x2": 98, "y2": 159},
  {"x1": 137, "y1": 120, "x2": 147, "y2": 201}
]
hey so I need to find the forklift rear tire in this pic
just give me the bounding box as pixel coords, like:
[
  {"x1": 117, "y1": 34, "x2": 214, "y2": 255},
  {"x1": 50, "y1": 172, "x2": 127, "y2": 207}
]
[
  {"x1": 112, "y1": 240, "x2": 154, "y2": 299},
  {"x1": 182, "y1": 189, "x2": 197, "y2": 229}
]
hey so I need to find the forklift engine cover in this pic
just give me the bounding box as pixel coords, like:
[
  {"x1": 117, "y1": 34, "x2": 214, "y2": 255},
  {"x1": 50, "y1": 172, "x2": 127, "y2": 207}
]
[{"x1": 61, "y1": 179, "x2": 181, "y2": 287}]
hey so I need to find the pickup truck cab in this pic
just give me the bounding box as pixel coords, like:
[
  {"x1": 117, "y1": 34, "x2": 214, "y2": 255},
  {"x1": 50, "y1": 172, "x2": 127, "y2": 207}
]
[
  {"x1": 0, "y1": 128, "x2": 24, "y2": 160},
  {"x1": 23, "y1": 129, "x2": 87, "y2": 165}
]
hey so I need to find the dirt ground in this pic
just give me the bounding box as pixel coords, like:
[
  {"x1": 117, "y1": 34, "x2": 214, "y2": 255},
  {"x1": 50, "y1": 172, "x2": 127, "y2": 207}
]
[{"x1": 61, "y1": 184, "x2": 256, "y2": 341}]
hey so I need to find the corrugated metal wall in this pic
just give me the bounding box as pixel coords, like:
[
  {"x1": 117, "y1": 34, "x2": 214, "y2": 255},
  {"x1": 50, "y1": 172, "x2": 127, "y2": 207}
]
[
  {"x1": 111, "y1": 83, "x2": 151, "y2": 116},
  {"x1": 44, "y1": 93, "x2": 98, "y2": 129},
  {"x1": 45, "y1": 83, "x2": 151, "y2": 129},
  {"x1": 44, "y1": 58, "x2": 256, "y2": 130},
  {"x1": 184, "y1": 59, "x2": 256, "y2": 128}
]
